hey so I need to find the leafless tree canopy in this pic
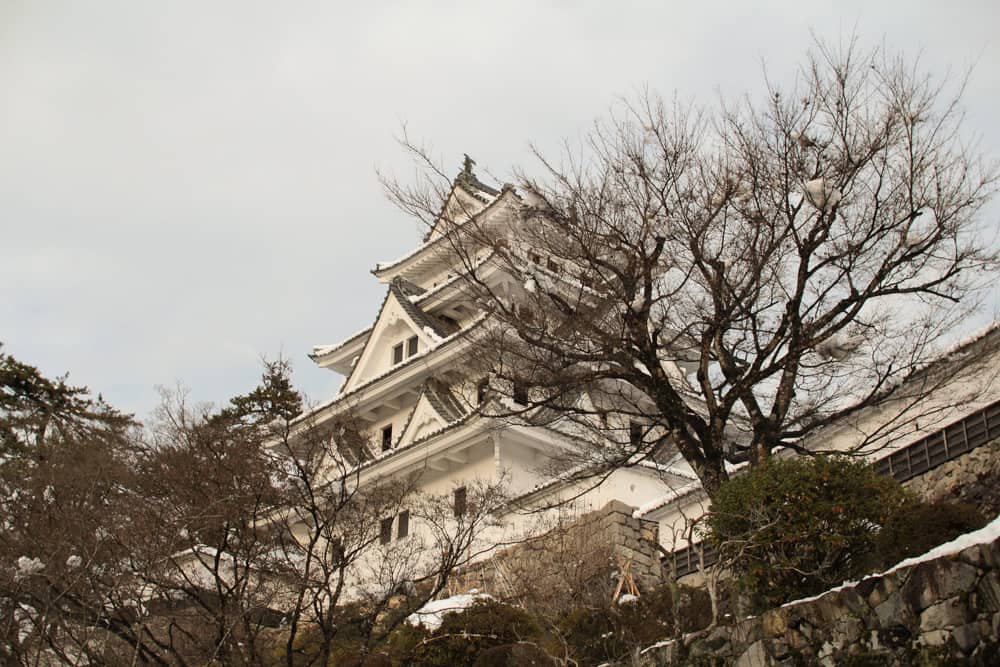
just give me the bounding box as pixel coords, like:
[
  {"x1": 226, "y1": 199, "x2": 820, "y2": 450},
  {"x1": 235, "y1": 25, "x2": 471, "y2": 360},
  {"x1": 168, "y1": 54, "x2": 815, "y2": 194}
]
[
  {"x1": 1, "y1": 358, "x2": 507, "y2": 666},
  {"x1": 385, "y1": 39, "x2": 998, "y2": 497}
]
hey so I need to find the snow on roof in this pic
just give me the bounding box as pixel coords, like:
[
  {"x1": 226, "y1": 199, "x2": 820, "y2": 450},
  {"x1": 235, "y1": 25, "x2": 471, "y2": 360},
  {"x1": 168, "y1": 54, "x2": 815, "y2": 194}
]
[
  {"x1": 374, "y1": 190, "x2": 510, "y2": 275},
  {"x1": 309, "y1": 325, "x2": 372, "y2": 360},
  {"x1": 409, "y1": 252, "x2": 495, "y2": 304},
  {"x1": 631, "y1": 482, "x2": 701, "y2": 518},
  {"x1": 933, "y1": 319, "x2": 1000, "y2": 361},
  {"x1": 405, "y1": 591, "x2": 492, "y2": 631},
  {"x1": 306, "y1": 315, "x2": 486, "y2": 416}
]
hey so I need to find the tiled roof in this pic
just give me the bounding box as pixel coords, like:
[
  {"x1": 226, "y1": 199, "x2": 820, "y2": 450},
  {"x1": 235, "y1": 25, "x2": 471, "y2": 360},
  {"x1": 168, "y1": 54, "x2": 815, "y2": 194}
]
[
  {"x1": 424, "y1": 381, "x2": 468, "y2": 423},
  {"x1": 303, "y1": 316, "x2": 485, "y2": 419},
  {"x1": 394, "y1": 380, "x2": 472, "y2": 449},
  {"x1": 391, "y1": 276, "x2": 426, "y2": 299},
  {"x1": 375, "y1": 185, "x2": 511, "y2": 276},
  {"x1": 309, "y1": 326, "x2": 371, "y2": 361},
  {"x1": 389, "y1": 277, "x2": 459, "y2": 339},
  {"x1": 333, "y1": 408, "x2": 480, "y2": 480}
]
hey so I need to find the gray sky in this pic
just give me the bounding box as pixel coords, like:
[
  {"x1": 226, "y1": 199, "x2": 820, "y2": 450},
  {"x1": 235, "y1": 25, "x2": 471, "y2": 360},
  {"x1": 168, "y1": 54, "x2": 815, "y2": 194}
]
[{"x1": 3, "y1": 1, "x2": 999, "y2": 418}]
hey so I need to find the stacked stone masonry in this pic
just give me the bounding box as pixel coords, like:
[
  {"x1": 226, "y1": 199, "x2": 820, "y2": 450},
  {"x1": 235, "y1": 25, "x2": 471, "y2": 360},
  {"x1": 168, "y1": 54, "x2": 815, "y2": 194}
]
[
  {"x1": 453, "y1": 500, "x2": 663, "y2": 601},
  {"x1": 643, "y1": 533, "x2": 1000, "y2": 665}
]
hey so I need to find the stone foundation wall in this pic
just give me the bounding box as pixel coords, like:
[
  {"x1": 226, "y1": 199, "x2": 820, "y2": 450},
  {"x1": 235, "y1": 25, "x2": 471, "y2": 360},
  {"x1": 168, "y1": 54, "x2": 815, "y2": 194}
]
[
  {"x1": 905, "y1": 437, "x2": 1000, "y2": 517},
  {"x1": 643, "y1": 532, "x2": 1000, "y2": 666},
  {"x1": 453, "y1": 500, "x2": 663, "y2": 606}
]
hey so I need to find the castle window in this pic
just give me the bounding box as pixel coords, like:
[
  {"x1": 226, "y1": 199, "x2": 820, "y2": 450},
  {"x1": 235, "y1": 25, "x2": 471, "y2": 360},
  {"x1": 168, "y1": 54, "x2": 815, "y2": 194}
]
[
  {"x1": 397, "y1": 510, "x2": 409, "y2": 539},
  {"x1": 330, "y1": 537, "x2": 345, "y2": 565},
  {"x1": 512, "y1": 381, "x2": 529, "y2": 405},
  {"x1": 454, "y1": 487, "x2": 468, "y2": 517},
  {"x1": 379, "y1": 517, "x2": 393, "y2": 545},
  {"x1": 476, "y1": 378, "x2": 489, "y2": 405},
  {"x1": 629, "y1": 421, "x2": 644, "y2": 446},
  {"x1": 392, "y1": 343, "x2": 404, "y2": 365},
  {"x1": 547, "y1": 258, "x2": 561, "y2": 274},
  {"x1": 407, "y1": 335, "x2": 419, "y2": 357},
  {"x1": 381, "y1": 425, "x2": 393, "y2": 452},
  {"x1": 528, "y1": 251, "x2": 541, "y2": 265}
]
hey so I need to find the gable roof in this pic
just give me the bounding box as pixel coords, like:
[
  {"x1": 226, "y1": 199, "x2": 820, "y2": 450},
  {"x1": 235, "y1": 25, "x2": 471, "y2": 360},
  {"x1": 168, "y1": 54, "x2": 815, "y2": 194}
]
[
  {"x1": 395, "y1": 380, "x2": 471, "y2": 450},
  {"x1": 389, "y1": 277, "x2": 459, "y2": 340},
  {"x1": 372, "y1": 182, "x2": 515, "y2": 281},
  {"x1": 337, "y1": 278, "x2": 461, "y2": 393},
  {"x1": 423, "y1": 158, "x2": 501, "y2": 243}
]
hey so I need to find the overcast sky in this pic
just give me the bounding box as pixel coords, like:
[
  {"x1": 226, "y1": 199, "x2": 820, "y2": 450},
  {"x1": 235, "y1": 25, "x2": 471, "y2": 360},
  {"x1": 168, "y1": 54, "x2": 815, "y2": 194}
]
[{"x1": 3, "y1": 1, "x2": 999, "y2": 418}]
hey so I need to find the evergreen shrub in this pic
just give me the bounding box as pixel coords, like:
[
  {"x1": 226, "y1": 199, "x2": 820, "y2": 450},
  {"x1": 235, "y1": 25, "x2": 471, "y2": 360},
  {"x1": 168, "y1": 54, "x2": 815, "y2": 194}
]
[
  {"x1": 871, "y1": 499, "x2": 987, "y2": 569},
  {"x1": 705, "y1": 456, "x2": 911, "y2": 609},
  {"x1": 405, "y1": 599, "x2": 543, "y2": 667}
]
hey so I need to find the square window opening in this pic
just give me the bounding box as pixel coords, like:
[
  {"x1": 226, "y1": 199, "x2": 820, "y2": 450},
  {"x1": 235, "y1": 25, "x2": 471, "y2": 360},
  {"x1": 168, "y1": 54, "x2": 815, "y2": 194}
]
[
  {"x1": 454, "y1": 487, "x2": 468, "y2": 517},
  {"x1": 629, "y1": 421, "x2": 644, "y2": 446},
  {"x1": 397, "y1": 510, "x2": 409, "y2": 539}
]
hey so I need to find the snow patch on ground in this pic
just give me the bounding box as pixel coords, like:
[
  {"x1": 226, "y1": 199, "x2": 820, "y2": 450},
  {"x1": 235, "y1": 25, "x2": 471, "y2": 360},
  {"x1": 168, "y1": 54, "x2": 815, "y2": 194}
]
[{"x1": 405, "y1": 591, "x2": 492, "y2": 631}]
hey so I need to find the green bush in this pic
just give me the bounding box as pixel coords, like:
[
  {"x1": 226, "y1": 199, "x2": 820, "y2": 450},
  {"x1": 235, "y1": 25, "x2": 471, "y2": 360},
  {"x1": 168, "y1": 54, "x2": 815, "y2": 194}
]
[
  {"x1": 552, "y1": 583, "x2": 714, "y2": 664},
  {"x1": 705, "y1": 456, "x2": 912, "y2": 610},
  {"x1": 554, "y1": 606, "x2": 624, "y2": 665},
  {"x1": 471, "y1": 642, "x2": 554, "y2": 666},
  {"x1": 871, "y1": 499, "x2": 987, "y2": 569},
  {"x1": 407, "y1": 599, "x2": 543, "y2": 667}
]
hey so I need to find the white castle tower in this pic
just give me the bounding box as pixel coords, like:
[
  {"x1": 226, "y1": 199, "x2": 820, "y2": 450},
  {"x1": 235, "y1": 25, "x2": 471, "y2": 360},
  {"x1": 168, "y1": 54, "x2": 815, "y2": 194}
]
[{"x1": 301, "y1": 160, "x2": 691, "y2": 577}]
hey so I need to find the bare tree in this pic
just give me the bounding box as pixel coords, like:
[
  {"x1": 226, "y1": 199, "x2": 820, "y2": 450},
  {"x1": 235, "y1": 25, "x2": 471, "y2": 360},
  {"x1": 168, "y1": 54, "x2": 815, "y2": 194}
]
[
  {"x1": 1, "y1": 355, "x2": 507, "y2": 666},
  {"x1": 384, "y1": 37, "x2": 998, "y2": 498},
  {"x1": 266, "y1": 411, "x2": 508, "y2": 667}
]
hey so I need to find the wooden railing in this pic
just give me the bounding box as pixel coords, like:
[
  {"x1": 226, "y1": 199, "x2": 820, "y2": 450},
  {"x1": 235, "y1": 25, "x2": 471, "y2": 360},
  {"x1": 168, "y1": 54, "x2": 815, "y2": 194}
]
[{"x1": 668, "y1": 398, "x2": 1000, "y2": 579}]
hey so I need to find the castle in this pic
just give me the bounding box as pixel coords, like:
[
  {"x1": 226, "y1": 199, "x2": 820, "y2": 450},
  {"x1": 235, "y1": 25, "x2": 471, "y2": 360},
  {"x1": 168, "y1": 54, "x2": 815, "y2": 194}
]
[{"x1": 297, "y1": 159, "x2": 1000, "y2": 587}]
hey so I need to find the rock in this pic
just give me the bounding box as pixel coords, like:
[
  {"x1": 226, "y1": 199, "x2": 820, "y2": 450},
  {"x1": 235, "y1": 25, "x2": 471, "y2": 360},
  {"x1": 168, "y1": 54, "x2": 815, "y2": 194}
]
[
  {"x1": 876, "y1": 624, "x2": 913, "y2": 650},
  {"x1": 901, "y1": 559, "x2": 980, "y2": 612},
  {"x1": 875, "y1": 592, "x2": 915, "y2": 628},
  {"x1": 977, "y1": 571, "x2": 1000, "y2": 613},
  {"x1": 769, "y1": 639, "x2": 790, "y2": 660},
  {"x1": 920, "y1": 597, "x2": 972, "y2": 631},
  {"x1": 833, "y1": 615, "x2": 864, "y2": 644},
  {"x1": 732, "y1": 618, "x2": 762, "y2": 645},
  {"x1": 734, "y1": 640, "x2": 771, "y2": 667},
  {"x1": 784, "y1": 628, "x2": 809, "y2": 651},
  {"x1": 921, "y1": 629, "x2": 951, "y2": 647},
  {"x1": 761, "y1": 608, "x2": 788, "y2": 636},
  {"x1": 952, "y1": 621, "x2": 981, "y2": 653},
  {"x1": 799, "y1": 596, "x2": 848, "y2": 629},
  {"x1": 959, "y1": 542, "x2": 997, "y2": 570},
  {"x1": 866, "y1": 575, "x2": 897, "y2": 608},
  {"x1": 837, "y1": 587, "x2": 872, "y2": 619}
]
